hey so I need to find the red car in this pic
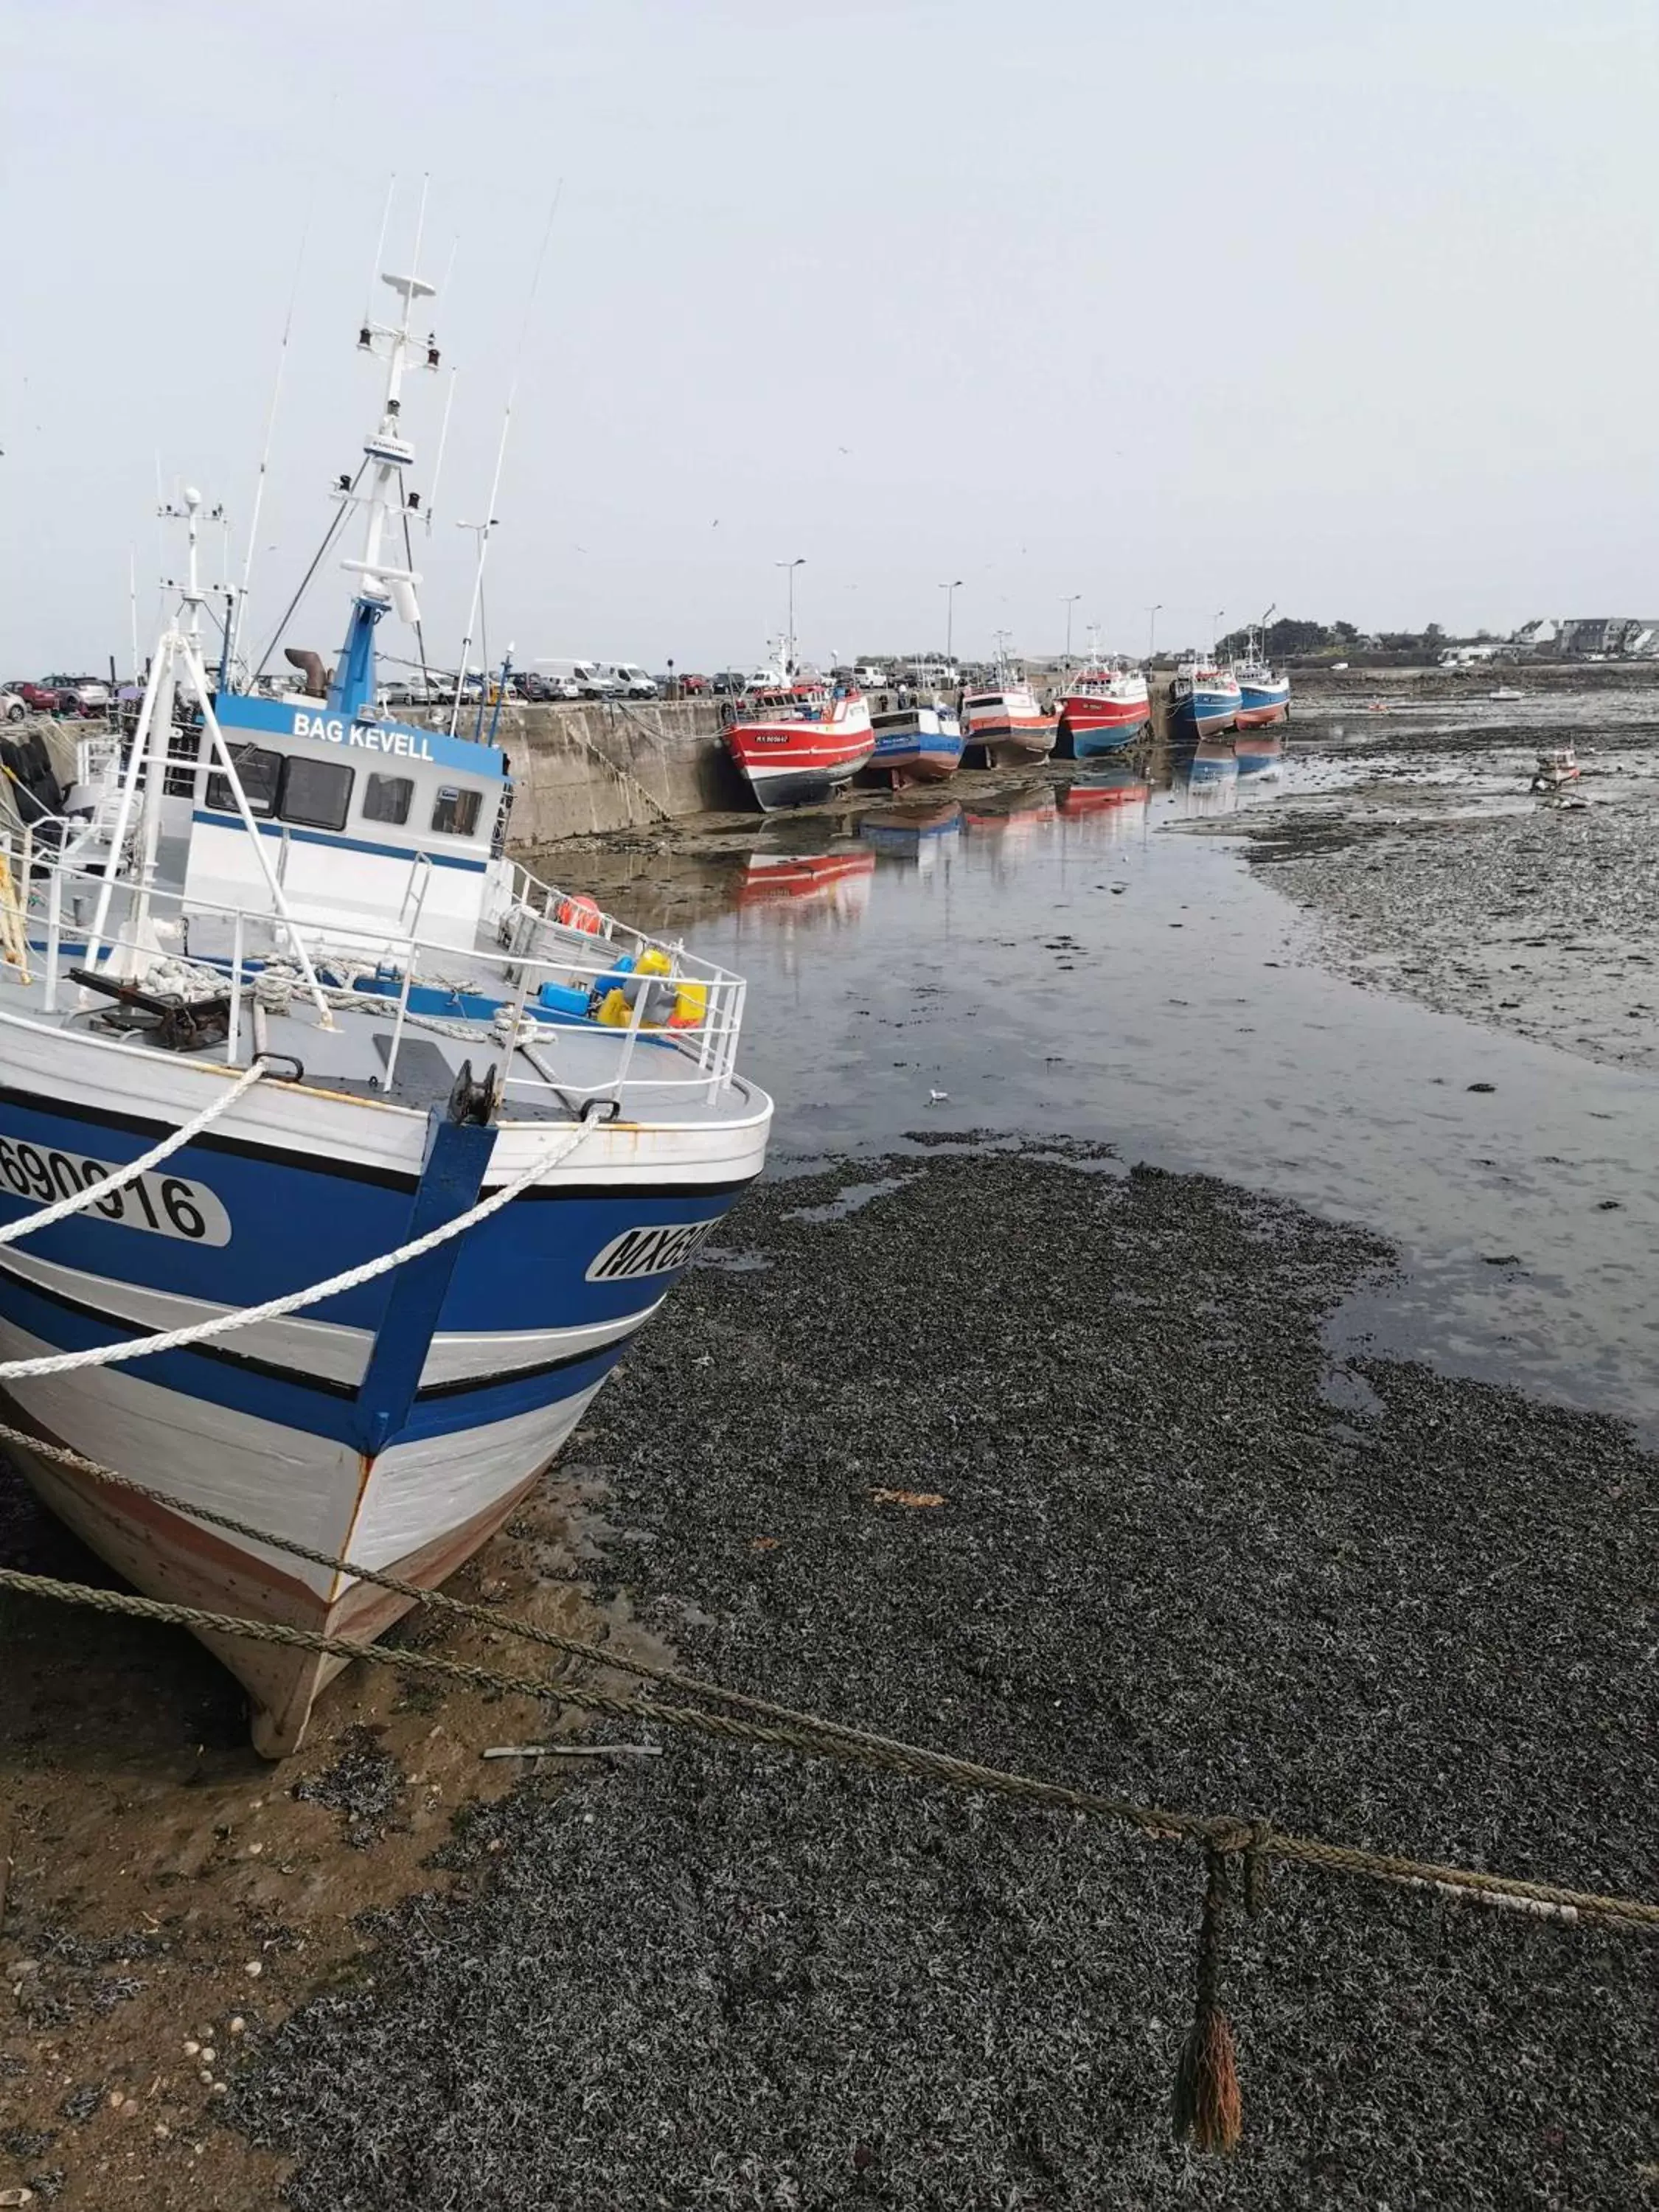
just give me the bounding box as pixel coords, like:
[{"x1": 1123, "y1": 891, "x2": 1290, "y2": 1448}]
[{"x1": 13, "y1": 681, "x2": 69, "y2": 714}]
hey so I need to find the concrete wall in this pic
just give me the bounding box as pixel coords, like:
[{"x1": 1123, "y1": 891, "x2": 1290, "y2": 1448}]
[{"x1": 420, "y1": 699, "x2": 743, "y2": 845}]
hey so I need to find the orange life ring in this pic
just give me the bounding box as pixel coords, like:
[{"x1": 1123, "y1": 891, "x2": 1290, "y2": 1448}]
[{"x1": 557, "y1": 894, "x2": 604, "y2": 933}]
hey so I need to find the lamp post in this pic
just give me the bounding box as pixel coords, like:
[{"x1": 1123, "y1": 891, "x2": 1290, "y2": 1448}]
[
  {"x1": 776, "y1": 557, "x2": 805, "y2": 676},
  {"x1": 939, "y1": 577, "x2": 963, "y2": 668},
  {"x1": 1061, "y1": 593, "x2": 1081, "y2": 662},
  {"x1": 1213, "y1": 608, "x2": 1226, "y2": 659},
  {"x1": 1147, "y1": 602, "x2": 1163, "y2": 664}
]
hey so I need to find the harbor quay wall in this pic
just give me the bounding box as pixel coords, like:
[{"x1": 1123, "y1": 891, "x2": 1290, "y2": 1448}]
[{"x1": 421, "y1": 698, "x2": 747, "y2": 842}]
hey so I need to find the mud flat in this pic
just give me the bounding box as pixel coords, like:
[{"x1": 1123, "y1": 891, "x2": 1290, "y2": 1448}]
[
  {"x1": 209, "y1": 1148, "x2": 1655, "y2": 2212},
  {"x1": 1245, "y1": 723, "x2": 1659, "y2": 1074}
]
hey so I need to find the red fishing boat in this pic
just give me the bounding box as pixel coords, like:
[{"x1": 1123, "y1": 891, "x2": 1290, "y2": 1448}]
[{"x1": 723, "y1": 682, "x2": 874, "y2": 812}]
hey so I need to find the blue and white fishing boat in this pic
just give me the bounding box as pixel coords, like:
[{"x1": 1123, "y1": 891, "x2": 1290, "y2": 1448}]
[
  {"x1": 861, "y1": 699, "x2": 964, "y2": 789},
  {"x1": 1167, "y1": 658, "x2": 1241, "y2": 740},
  {"x1": 0, "y1": 259, "x2": 771, "y2": 1753}
]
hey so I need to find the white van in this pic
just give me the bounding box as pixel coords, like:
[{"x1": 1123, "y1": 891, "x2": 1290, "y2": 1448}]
[
  {"x1": 608, "y1": 663, "x2": 659, "y2": 699},
  {"x1": 537, "y1": 658, "x2": 621, "y2": 698},
  {"x1": 855, "y1": 663, "x2": 888, "y2": 688}
]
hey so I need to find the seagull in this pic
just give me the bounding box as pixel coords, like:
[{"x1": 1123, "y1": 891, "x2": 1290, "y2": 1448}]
[{"x1": 927, "y1": 1088, "x2": 949, "y2": 1106}]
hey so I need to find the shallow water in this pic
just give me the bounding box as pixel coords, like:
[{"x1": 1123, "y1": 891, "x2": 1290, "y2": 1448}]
[{"x1": 535, "y1": 727, "x2": 1659, "y2": 1437}]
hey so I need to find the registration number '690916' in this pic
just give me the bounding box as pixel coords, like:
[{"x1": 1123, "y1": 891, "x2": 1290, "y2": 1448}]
[{"x1": 0, "y1": 1134, "x2": 232, "y2": 1246}]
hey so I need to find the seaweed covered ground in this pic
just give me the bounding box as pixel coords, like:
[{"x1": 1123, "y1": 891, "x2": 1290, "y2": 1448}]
[
  {"x1": 228, "y1": 1147, "x2": 1657, "y2": 2211},
  {"x1": 1245, "y1": 734, "x2": 1659, "y2": 1074}
]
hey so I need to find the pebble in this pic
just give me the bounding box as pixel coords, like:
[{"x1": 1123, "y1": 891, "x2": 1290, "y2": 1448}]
[
  {"x1": 228, "y1": 2017, "x2": 246, "y2": 2037},
  {"x1": 182, "y1": 2040, "x2": 200, "y2": 2057},
  {"x1": 201, "y1": 2048, "x2": 216, "y2": 2066},
  {"x1": 244, "y1": 1960, "x2": 263, "y2": 1978}
]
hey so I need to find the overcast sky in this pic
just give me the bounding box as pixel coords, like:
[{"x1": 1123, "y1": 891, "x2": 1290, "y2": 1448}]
[{"x1": 2, "y1": 0, "x2": 1655, "y2": 674}]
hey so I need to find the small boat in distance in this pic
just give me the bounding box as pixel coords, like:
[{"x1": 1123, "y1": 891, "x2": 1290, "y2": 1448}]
[
  {"x1": 960, "y1": 654, "x2": 1058, "y2": 767},
  {"x1": 1530, "y1": 744, "x2": 1579, "y2": 792},
  {"x1": 1168, "y1": 657, "x2": 1241, "y2": 740},
  {"x1": 1490, "y1": 685, "x2": 1525, "y2": 702},
  {"x1": 1057, "y1": 649, "x2": 1151, "y2": 757},
  {"x1": 863, "y1": 698, "x2": 963, "y2": 788},
  {"x1": 723, "y1": 669, "x2": 875, "y2": 811}
]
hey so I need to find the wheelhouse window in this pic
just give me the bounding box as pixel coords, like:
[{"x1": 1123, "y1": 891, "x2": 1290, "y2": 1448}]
[
  {"x1": 430, "y1": 785, "x2": 482, "y2": 837},
  {"x1": 361, "y1": 772, "x2": 414, "y2": 826},
  {"x1": 278, "y1": 755, "x2": 354, "y2": 832},
  {"x1": 204, "y1": 744, "x2": 280, "y2": 818}
]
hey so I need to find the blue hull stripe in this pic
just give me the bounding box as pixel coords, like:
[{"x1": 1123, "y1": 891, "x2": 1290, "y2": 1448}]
[
  {"x1": 0, "y1": 1088, "x2": 750, "y2": 1335},
  {"x1": 0, "y1": 1261, "x2": 637, "y2": 1447},
  {"x1": 191, "y1": 810, "x2": 488, "y2": 874}
]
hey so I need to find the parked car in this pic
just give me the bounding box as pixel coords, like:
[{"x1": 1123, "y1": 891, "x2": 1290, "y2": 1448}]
[
  {"x1": 13, "y1": 681, "x2": 68, "y2": 714},
  {"x1": 711, "y1": 670, "x2": 748, "y2": 695},
  {"x1": 45, "y1": 674, "x2": 111, "y2": 714},
  {"x1": 1, "y1": 692, "x2": 26, "y2": 723},
  {"x1": 538, "y1": 658, "x2": 621, "y2": 699},
  {"x1": 608, "y1": 662, "x2": 658, "y2": 700},
  {"x1": 678, "y1": 671, "x2": 709, "y2": 695}
]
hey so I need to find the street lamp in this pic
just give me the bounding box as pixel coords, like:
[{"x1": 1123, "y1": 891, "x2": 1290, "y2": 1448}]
[
  {"x1": 939, "y1": 578, "x2": 963, "y2": 666},
  {"x1": 1146, "y1": 602, "x2": 1163, "y2": 662},
  {"x1": 1213, "y1": 609, "x2": 1226, "y2": 658},
  {"x1": 776, "y1": 557, "x2": 806, "y2": 675},
  {"x1": 1061, "y1": 593, "x2": 1081, "y2": 661}
]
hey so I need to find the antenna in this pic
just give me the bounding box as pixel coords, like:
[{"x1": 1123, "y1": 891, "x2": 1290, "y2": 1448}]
[
  {"x1": 361, "y1": 174, "x2": 397, "y2": 342},
  {"x1": 425, "y1": 365, "x2": 459, "y2": 532},
  {"x1": 232, "y1": 189, "x2": 316, "y2": 679},
  {"x1": 446, "y1": 184, "x2": 563, "y2": 737}
]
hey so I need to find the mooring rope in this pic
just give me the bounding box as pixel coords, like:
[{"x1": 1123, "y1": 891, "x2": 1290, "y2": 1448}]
[
  {"x1": 0, "y1": 1120, "x2": 591, "y2": 1382},
  {"x1": 0, "y1": 1057, "x2": 271, "y2": 1248},
  {"x1": 0, "y1": 1555, "x2": 1651, "y2": 1936}
]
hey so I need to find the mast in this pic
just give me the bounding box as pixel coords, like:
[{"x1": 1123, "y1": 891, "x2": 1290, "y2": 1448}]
[{"x1": 331, "y1": 252, "x2": 437, "y2": 719}]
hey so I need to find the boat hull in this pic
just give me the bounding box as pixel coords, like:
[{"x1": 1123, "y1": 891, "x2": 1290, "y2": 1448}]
[
  {"x1": 724, "y1": 704, "x2": 875, "y2": 812},
  {"x1": 1234, "y1": 678, "x2": 1290, "y2": 728},
  {"x1": 1169, "y1": 689, "x2": 1239, "y2": 740},
  {"x1": 863, "y1": 708, "x2": 963, "y2": 789},
  {"x1": 1061, "y1": 713, "x2": 1151, "y2": 758},
  {"x1": 0, "y1": 1023, "x2": 768, "y2": 1752}
]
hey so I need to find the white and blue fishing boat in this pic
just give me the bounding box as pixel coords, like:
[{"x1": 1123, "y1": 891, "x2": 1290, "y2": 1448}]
[
  {"x1": 1231, "y1": 616, "x2": 1291, "y2": 731},
  {"x1": 861, "y1": 699, "x2": 963, "y2": 789},
  {"x1": 0, "y1": 260, "x2": 771, "y2": 1753},
  {"x1": 1167, "y1": 658, "x2": 1241, "y2": 741}
]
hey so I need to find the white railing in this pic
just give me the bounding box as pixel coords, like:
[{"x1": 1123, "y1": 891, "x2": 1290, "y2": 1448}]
[{"x1": 2, "y1": 840, "x2": 751, "y2": 1114}]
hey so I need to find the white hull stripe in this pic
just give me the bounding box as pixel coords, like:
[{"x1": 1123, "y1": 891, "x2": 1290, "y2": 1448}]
[{"x1": 0, "y1": 1246, "x2": 660, "y2": 1390}]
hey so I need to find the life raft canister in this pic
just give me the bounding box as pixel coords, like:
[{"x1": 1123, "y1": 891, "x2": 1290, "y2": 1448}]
[{"x1": 557, "y1": 893, "x2": 604, "y2": 933}]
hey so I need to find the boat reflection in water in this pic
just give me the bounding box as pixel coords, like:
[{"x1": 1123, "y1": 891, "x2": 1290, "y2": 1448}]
[
  {"x1": 1057, "y1": 768, "x2": 1152, "y2": 844},
  {"x1": 859, "y1": 799, "x2": 963, "y2": 872},
  {"x1": 1234, "y1": 730, "x2": 1285, "y2": 779},
  {"x1": 959, "y1": 782, "x2": 1058, "y2": 838},
  {"x1": 1169, "y1": 737, "x2": 1240, "y2": 817},
  {"x1": 734, "y1": 844, "x2": 875, "y2": 928}
]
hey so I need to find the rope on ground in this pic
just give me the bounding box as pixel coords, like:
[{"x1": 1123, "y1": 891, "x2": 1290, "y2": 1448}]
[
  {"x1": 0, "y1": 1419, "x2": 981, "y2": 1764},
  {"x1": 0, "y1": 1560, "x2": 1652, "y2": 1936},
  {"x1": 0, "y1": 1120, "x2": 591, "y2": 1382},
  {"x1": 0, "y1": 1057, "x2": 271, "y2": 1248}
]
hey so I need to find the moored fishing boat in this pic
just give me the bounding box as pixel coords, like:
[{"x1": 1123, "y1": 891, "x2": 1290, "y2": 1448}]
[
  {"x1": 0, "y1": 256, "x2": 772, "y2": 1756},
  {"x1": 723, "y1": 681, "x2": 874, "y2": 811},
  {"x1": 861, "y1": 700, "x2": 963, "y2": 788},
  {"x1": 1167, "y1": 658, "x2": 1241, "y2": 740},
  {"x1": 1233, "y1": 663, "x2": 1291, "y2": 727},
  {"x1": 959, "y1": 661, "x2": 1057, "y2": 768},
  {"x1": 1057, "y1": 658, "x2": 1150, "y2": 757}
]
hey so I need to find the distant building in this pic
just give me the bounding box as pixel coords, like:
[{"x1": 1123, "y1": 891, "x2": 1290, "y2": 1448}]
[
  {"x1": 1439, "y1": 643, "x2": 1499, "y2": 665},
  {"x1": 1509, "y1": 618, "x2": 1562, "y2": 652},
  {"x1": 1557, "y1": 617, "x2": 1659, "y2": 658}
]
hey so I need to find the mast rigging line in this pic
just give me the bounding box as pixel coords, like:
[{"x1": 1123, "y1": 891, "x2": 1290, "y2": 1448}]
[{"x1": 251, "y1": 463, "x2": 366, "y2": 684}]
